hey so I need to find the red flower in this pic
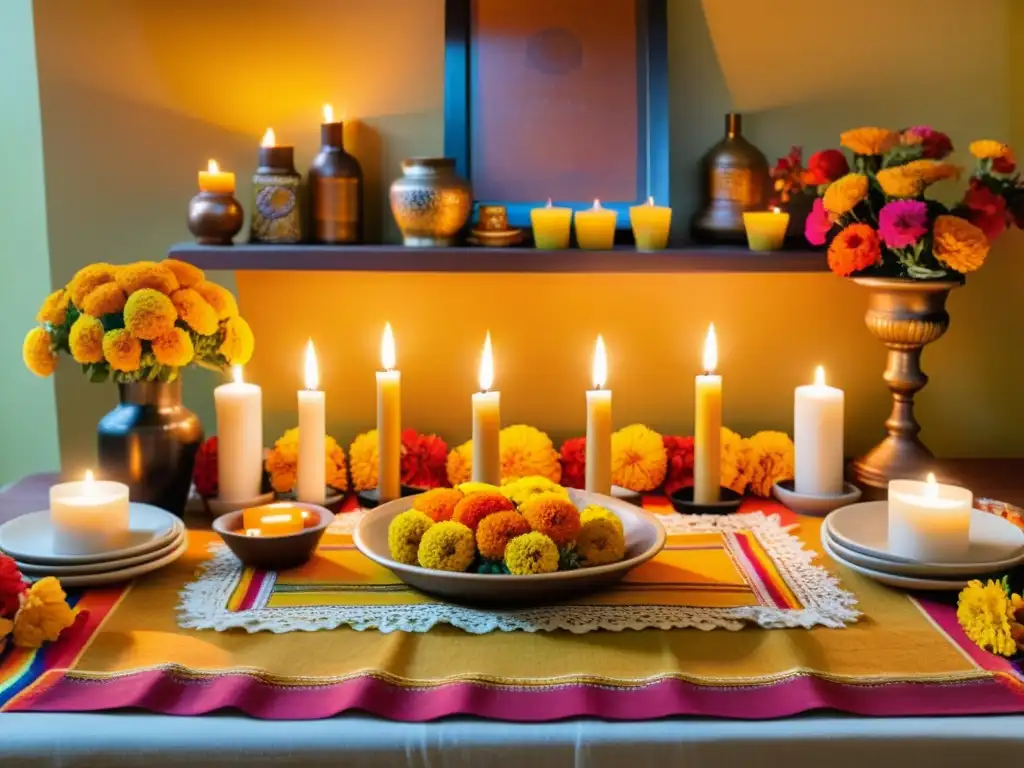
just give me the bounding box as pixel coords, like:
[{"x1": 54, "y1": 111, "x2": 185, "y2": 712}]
[
  {"x1": 193, "y1": 436, "x2": 218, "y2": 498},
  {"x1": 400, "y1": 429, "x2": 448, "y2": 489},
  {"x1": 559, "y1": 437, "x2": 586, "y2": 489},
  {"x1": 964, "y1": 180, "x2": 1008, "y2": 241},
  {"x1": 804, "y1": 150, "x2": 849, "y2": 185},
  {"x1": 0, "y1": 555, "x2": 26, "y2": 618},
  {"x1": 904, "y1": 126, "x2": 953, "y2": 160},
  {"x1": 663, "y1": 435, "x2": 696, "y2": 495},
  {"x1": 993, "y1": 151, "x2": 1017, "y2": 175}
]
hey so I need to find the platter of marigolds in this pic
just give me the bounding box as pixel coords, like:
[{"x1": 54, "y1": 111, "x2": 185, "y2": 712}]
[{"x1": 353, "y1": 477, "x2": 666, "y2": 604}]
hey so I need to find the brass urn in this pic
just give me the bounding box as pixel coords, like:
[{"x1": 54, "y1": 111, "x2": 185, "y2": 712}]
[{"x1": 389, "y1": 158, "x2": 472, "y2": 247}]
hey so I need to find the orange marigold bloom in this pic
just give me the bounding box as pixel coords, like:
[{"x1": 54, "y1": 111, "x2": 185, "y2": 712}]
[
  {"x1": 822, "y1": 173, "x2": 868, "y2": 216},
  {"x1": 68, "y1": 263, "x2": 118, "y2": 308},
  {"x1": 102, "y1": 329, "x2": 142, "y2": 372},
  {"x1": 36, "y1": 289, "x2": 69, "y2": 326},
  {"x1": 876, "y1": 167, "x2": 924, "y2": 198},
  {"x1": 123, "y1": 288, "x2": 177, "y2": 340},
  {"x1": 932, "y1": 215, "x2": 989, "y2": 273},
  {"x1": 969, "y1": 140, "x2": 1010, "y2": 160},
  {"x1": 116, "y1": 261, "x2": 180, "y2": 296},
  {"x1": 412, "y1": 488, "x2": 465, "y2": 522},
  {"x1": 476, "y1": 510, "x2": 531, "y2": 560},
  {"x1": 446, "y1": 440, "x2": 472, "y2": 487},
  {"x1": 193, "y1": 280, "x2": 239, "y2": 320},
  {"x1": 451, "y1": 490, "x2": 515, "y2": 532},
  {"x1": 81, "y1": 282, "x2": 127, "y2": 317},
  {"x1": 162, "y1": 259, "x2": 206, "y2": 288},
  {"x1": 23, "y1": 327, "x2": 56, "y2": 377},
  {"x1": 840, "y1": 127, "x2": 899, "y2": 156},
  {"x1": 827, "y1": 223, "x2": 881, "y2": 277},
  {"x1": 171, "y1": 288, "x2": 219, "y2": 336},
  {"x1": 902, "y1": 159, "x2": 961, "y2": 186},
  {"x1": 520, "y1": 492, "x2": 581, "y2": 547}
]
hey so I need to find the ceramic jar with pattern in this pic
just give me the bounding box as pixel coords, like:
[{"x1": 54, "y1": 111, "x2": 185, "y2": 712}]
[{"x1": 389, "y1": 158, "x2": 472, "y2": 247}]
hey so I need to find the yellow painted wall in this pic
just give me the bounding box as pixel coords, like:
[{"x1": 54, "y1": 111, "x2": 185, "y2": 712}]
[{"x1": 30, "y1": 0, "x2": 1024, "y2": 475}]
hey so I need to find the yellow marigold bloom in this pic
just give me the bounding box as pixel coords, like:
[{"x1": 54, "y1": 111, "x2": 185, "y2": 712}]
[
  {"x1": 12, "y1": 577, "x2": 75, "y2": 649},
  {"x1": 265, "y1": 427, "x2": 347, "y2": 493},
  {"x1": 116, "y1": 261, "x2": 179, "y2": 296},
  {"x1": 456, "y1": 481, "x2": 499, "y2": 495},
  {"x1": 446, "y1": 440, "x2": 473, "y2": 486},
  {"x1": 901, "y1": 159, "x2": 961, "y2": 186},
  {"x1": 611, "y1": 424, "x2": 667, "y2": 492},
  {"x1": 102, "y1": 329, "x2": 142, "y2": 372},
  {"x1": 576, "y1": 516, "x2": 626, "y2": 567},
  {"x1": 68, "y1": 263, "x2": 118, "y2": 307},
  {"x1": 193, "y1": 280, "x2": 239, "y2": 320},
  {"x1": 124, "y1": 288, "x2": 177, "y2": 340},
  {"x1": 36, "y1": 289, "x2": 69, "y2": 326},
  {"x1": 171, "y1": 288, "x2": 218, "y2": 336},
  {"x1": 875, "y1": 167, "x2": 923, "y2": 198},
  {"x1": 520, "y1": 492, "x2": 581, "y2": 547},
  {"x1": 151, "y1": 327, "x2": 194, "y2": 367},
  {"x1": 500, "y1": 475, "x2": 569, "y2": 507},
  {"x1": 387, "y1": 509, "x2": 434, "y2": 565},
  {"x1": 746, "y1": 430, "x2": 795, "y2": 497},
  {"x1": 721, "y1": 427, "x2": 755, "y2": 495},
  {"x1": 504, "y1": 531, "x2": 559, "y2": 575},
  {"x1": 476, "y1": 509, "x2": 531, "y2": 560},
  {"x1": 822, "y1": 173, "x2": 869, "y2": 216},
  {"x1": 22, "y1": 327, "x2": 56, "y2": 377},
  {"x1": 349, "y1": 430, "x2": 379, "y2": 491},
  {"x1": 412, "y1": 488, "x2": 464, "y2": 522},
  {"x1": 69, "y1": 314, "x2": 105, "y2": 364},
  {"x1": 580, "y1": 504, "x2": 623, "y2": 537},
  {"x1": 933, "y1": 215, "x2": 989, "y2": 273},
  {"x1": 969, "y1": 140, "x2": 1010, "y2": 160},
  {"x1": 499, "y1": 425, "x2": 561, "y2": 483},
  {"x1": 219, "y1": 315, "x2": 254, "y2": 365},
  {"x1": 840, "y1": 127, "x2": 899, "y2": 156},
  {"x1": 957, "y1": 580, "x2": 1019, "y2": 657},
  {"x1": 417, "y1": 520, "x2": 476, "y2": 572},
  {"x1": 325, "y1": 436, "x2": 349, "y2": 492},
  {"x1": 162, "y1": 259, "x2": 206, "y2": 288},
  {"x1": 81, "y1": 282, "x2": 128, "y2": 317}
]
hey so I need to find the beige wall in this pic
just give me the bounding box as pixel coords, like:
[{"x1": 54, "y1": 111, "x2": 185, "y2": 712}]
[{"x1": 29, "y1": 0, "x2": 1024, "y2": 476}]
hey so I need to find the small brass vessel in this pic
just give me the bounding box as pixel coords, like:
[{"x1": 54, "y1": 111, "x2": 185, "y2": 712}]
[
  {"x1": 389, "y1": 158, "x2": 472, "y2": 247},
  {"x1": 187, "y1": 192, "x2": 244, "y2": 245}
]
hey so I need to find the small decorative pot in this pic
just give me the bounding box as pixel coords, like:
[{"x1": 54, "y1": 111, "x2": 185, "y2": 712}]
[
  {"x1": 98, "y1": 380, "x2": 204, "y2": 517},
  {"x1": 389, "y1": 158, "x2": 472, "y2": 247},
  {"x1": 187, "y1": 192, "x2": 244, "y2": 245}
]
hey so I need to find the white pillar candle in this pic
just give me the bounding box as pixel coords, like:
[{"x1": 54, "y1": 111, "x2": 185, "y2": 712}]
[
  {"x1": 472, "y1": 332, "x2": 501, "y2": 485},
  {"x1": 50, "y1": 471, "x2": 130, "y2": 555},
  {"x1": 376, "y1": 323, "x2": 401, "y2": 502},
  {"x1": 297, "y1": 339, "x2": 326, "y2": 504},
  {"x1": 694, "y1": 324, "x2": 722, "y2": 504},
  {"x1": 794, "y1": 366, "x2": 844, "y2": 496},
  {"x1": 585, "y1": 335, "x2": 612, "y2": 495},
  {"x1": 214, "y1": 365, "x2": 263, "y2": 502},
  {"x1": 888, "y1": 474, "x2": 972, "y2": 562}
]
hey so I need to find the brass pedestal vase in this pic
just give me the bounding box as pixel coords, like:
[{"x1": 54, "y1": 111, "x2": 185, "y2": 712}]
[{"x1": 849, "y1": 277, "x2": 960, "y2": 491}]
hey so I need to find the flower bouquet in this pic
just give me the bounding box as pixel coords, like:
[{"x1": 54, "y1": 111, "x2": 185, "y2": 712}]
[{"x1": 0, "y1": 555, "x2": 75, "y2": 655}]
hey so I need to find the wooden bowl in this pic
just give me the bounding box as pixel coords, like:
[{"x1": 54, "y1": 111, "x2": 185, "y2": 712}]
[{"x1": 212, "y1": 503, "x2": 334, "y2": 570}]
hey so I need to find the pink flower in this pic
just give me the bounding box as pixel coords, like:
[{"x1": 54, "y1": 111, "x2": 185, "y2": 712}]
[
  {"x1": 804, "y1": 197, "x2": 833, "y2": 246},
  {"x1": 878, "y1": 200, "x2": 929, "y2": 249},
  {"x1": 904, "y1": 126, "x2": 953, "y2": 160}
]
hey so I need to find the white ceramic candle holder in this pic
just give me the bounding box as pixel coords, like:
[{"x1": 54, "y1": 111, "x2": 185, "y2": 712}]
[{"x1": 772, "y1": 479, "x2": 862, "y2": 518}]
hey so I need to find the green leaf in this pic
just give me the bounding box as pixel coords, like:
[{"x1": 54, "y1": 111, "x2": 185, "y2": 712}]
[
  {"x1": 101, "y1": 312, "x2": 125, "y2": 332},
  {"x1": 906, "y1": 264, "x2": 949, "y2": 280}
]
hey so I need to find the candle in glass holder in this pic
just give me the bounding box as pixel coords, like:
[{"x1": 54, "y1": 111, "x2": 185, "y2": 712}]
[
  {"x1": 472, "y1": 332, "x2": 501, "y2": 485},
  {"x1": 214, "y1": 365, "x2": 263, "y2": 502},
  {"x1": 629, "y1": 196, "x2": 672, "y2": 251},
  {"x1": 376, "y1": 323, "x2": 401, "y2": 503},
  {"x1": 742, "y1": 207, "x2": 790, "y2": 251},
  {"x1": 694, "y1": 324, "x2": 722, "y2": 504},
  {"x1": 530, "y1": 199, "x2": 573, "y2": 249},
  {"x1": 794, "y1": 366, "x2": 844, "y2": 496},
  {"x1": 574, "y1": 199, "x2": 617, "y2": 250},
  {"x1": 49, "y1": 471, "x2": 130, "y2": 555},
  {"x1": 297, "y1": 339, "x2": 325, "y2": 504},
  {"x1": 888, "y1": 474, "x2": 972, "y2": 562},
  {"x1": 585, "y1": 335, "x2": 612, "y2": 495}
]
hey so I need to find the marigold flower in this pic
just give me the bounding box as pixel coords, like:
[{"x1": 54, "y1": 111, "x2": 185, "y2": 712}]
[
  {"x1": 417, "y1": 521, "x2": 476, "y2": 572},
  {"x1": 151, "y1": 327, "x2": 195, "y2": 367},
  {"x1": 746, "y1": 430, "x2": 796, "y2": 497},
  {"x1": 400, "y1": 429, "x2": 448, "y2": 489},
  {"x1": 663, "y1": 435, "x2": 696, "y2": 495},
  {"x1": 171, "y1": 288, "x2": 219, "y2": 336},
  {"x1": 827, "y1": 223, "x2": 882, "y2": 277},
  {"x1": 476, "y1": 510, "x2": 531, "y2": 560},
  {"x1": 68, "y1": 263, "x2": 118, "y2": 308},
  {"x1": 265, "y1": 427, "x2": 347, "y2": 493},
  {"x1": 124, "y1": 288, "x2": 177, "y2": 340},
  {"x1": 840, "y1": 127, "x2": 899, "y2": 156},
  {"x1": 12, "y1": 577, "x2": 75, "y2": 649},
  {"x1": 611, "y1": 424, "x2": 667, "y2": 492},
  {"x1": 325, "y1": 436, "x2": 349, "y2": 492},
  {"x1": 0, "y1": 555, "x2": 27, "y2": 618},
  {"x1": 162, "y1": 259, "x2": 206, "y2": 288},
  {"x1": 876, "y1": 167, "x2": 923, "y2": 198},
  {"x1": 499, "y1": 425, "x2": 562, "y2": 483},
  {"x1": 36, "y1": 289, "x2": 69, "y2": 326},
  {"x1": 193, "y1": 280, "x2": 239, "y2": 319},
  {"x1": 957, "y1": 579, "x2": 1019, "y2": 657},
  {"x1": 576, "y1": 517, "x2": 626, "y2": 566},
  {"x1": 822, "y1": 173, "x2": 869, "y2": 216},
  {"x1": 558, "y1": 436, "x2": 586, "y2": 489},
  {"x1": 456, "y1": 482, "x2": 500, "y2": 494},
  {"x1": 932, "y1": 215, "x2": 989, "y2": 273},
  {"x1": 969, "y1": 140, "x2": 1011, "y2": 160},
  {"x1": 116, "y1": 261, "x2": 179, "y2": 296},
  {"x1": 412, "y1": 488, "x2": 464, "y2": 522},
  {"x1": 900, "y1": 159, "x2": 961, "y2": 186},
  {"x1": 102, "y1": 329, "x2": 142, "y2": 372},
  {"x1": 69, "y1": 314, "x2": 105, "y2": 364},
  {"x1": 721, "y1": 427, "x2": 755, "y2": 495},
  {"x1": 79, "y1": 282, "x2": 127, "y2": 318},
  {"x1": 23, "y1": 327, "x2": 57, "y2": 377},
  {"x1": 349, "y1": 430, "x2": 379, "y2": 491},
  {"x1": 446, "y1": 440, "x2": 473, "y2": 487},
  {"x1": 452, "y1": 490, "x2": 515, "y2": 532},
  {"x1": 387, "y1": 509, "x2": 434, "y2": 565},
  {"x1": 500, "y1": 476, "x2": 570, "y2": 507},
  {"x1": 219, "y1": 315, "x2": 254, "y2": 365},
  {"x1": 580, "y1": 504, "x2": 623, "y2": 537},
  {"x1": 504, "y1": 531, "x2": 559, "y2": 575},
  {"x1": 520, "y1": 492, "x2": 581, "y2": 547}
]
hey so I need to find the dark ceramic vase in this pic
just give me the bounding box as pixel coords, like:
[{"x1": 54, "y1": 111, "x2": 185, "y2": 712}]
[{"x1": 97, "y1": 380, "x2": 204, "y2": 517}]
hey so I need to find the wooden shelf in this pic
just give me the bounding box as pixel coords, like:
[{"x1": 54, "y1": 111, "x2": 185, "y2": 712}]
[{"x1": 168, "y1": 242, "x2": 827, "y2": 274}]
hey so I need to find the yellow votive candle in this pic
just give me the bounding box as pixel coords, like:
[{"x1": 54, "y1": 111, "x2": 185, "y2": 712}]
[
  {"x1": 297, "y1": 339, "x2": 326, "y2": 504},
  {"x1": 629, "y1": 196, "x2": 672, "y2": 251},
  {"x1": 472, "y1": 332, "x2": 501, "y2": 485},
  {"x1": 743, "y1": 207, "x2": 790, "y2": 251},
  {"x1": 694, "y1": 324, "x2": 722, "y2": 504},
  {"x1": 585, "y1": 335, "x2": 612, "y2": 495},
  {"x1": 242, "y1": 502, "x2": 304, "y2": 536},
  {"x1": 530, "y1": 199, "x2": 573, "y2": 249},
  {"x1": 198, "y1": 159, "x2": 235, "y2": 195},
  {"x1": 574, "y1": 199, "x2": 617, "y2": 250},
  {"x1": 376, "y1": 323, "x2": 401, "y2": 502}
]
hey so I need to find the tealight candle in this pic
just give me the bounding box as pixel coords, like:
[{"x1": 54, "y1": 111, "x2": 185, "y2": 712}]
[
  {"x1": 694, "y1": 324, "x2": 722, "y2": 504},
  {"x1": 472, "y1": 332, "x2": 501, "y2": 485},
  {"x1": 376, "y1": 323, "x2": 401, "y2": 503},
  {"x1": 242, "y1": 502, "x2": 304, "y2": 537},
  {"x1": 198, "y1": 159, "x2": 235, "y2": 195},
  {"x1": 888, "y1": 474, "x2": 972, "y2": 562},
  {"x1": 794, "y1": 366, "x2": 844, "y2": 496},
  {"x1": 530, "y1": 199, "x2": 573, "y2": 249},
  {"x1": 214, "y1": 365, "x2": 263, "y2": 503},
  {"x1": 585, "y1": 335, "x2": 612, "y2": 495},
  {"x1": 297, "y1": 340, "x2": 326, "y2": 504},
  {"x1": 574, "y1": 199, "x2": 617, "y2": 250},
  {"x1": 629, "y1": 196, "x2": 672, "y2": 251},
  {"x1": 49, "y1": 471, "x2": 130, "y2": 555},
  {"x1": 742, "y1": 207, "x2": 790, "y2": 251}
]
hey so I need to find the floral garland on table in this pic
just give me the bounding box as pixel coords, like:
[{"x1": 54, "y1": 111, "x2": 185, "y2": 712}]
[{"x1": 0, "y1": 555, "x2": 75, "y2": 653}]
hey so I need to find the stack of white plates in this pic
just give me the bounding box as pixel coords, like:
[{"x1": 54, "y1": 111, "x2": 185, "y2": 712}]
[
  {"x1": 821, "y1": 501, "x2": 1024, "y2": 591},
  {"x1": 0, "y1": 503, "x2": 186, "y2": 587}
]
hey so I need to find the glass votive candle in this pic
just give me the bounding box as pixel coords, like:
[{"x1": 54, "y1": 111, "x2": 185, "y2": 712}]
[{"x1": 743, "y1": 207, "x2": 790, "y2": 251}]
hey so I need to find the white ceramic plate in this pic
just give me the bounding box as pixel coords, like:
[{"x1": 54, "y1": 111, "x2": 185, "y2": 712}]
[
  {"x1": 0, "y1": 503, "x2": 181, "y2": 565},
  {"x1": 15, "y1": 527, "x2": 186, "y2": 576},
  {"x1": 827, "y1": 501, "x2": 1024, "y2": 566},
  {"x1": 354, "y1": 489, "x2": 666, "y2": 604},
  {"x1": 821, "y1": 534, "x2": 969, "y2": 592},
  {"x1": 26, "y1": 535, "x2": 189, "y2": 588}
]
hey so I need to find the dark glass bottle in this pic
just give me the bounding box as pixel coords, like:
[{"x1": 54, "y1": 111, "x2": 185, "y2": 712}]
[
  {"x1": 309, "y1": 121, "x2": 363, "y2": 244},
  {"x1": 691, "y1": 113, "x2": 770, "y2": 243}
]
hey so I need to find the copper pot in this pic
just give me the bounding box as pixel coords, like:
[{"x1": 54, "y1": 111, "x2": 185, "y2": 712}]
[{"x1": 389, "y1": 158, "x2": 472, "y2": 247}]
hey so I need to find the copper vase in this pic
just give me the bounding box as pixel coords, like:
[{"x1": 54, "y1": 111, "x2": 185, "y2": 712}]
[
  {"x1": 849, "y1": 277, "x2": 960, "y2": 491},
  {"x1": 389, "y1": 158, "x2": 471, "y2": 247}
]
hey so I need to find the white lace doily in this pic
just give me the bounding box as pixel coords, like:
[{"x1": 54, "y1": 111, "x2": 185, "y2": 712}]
[{"x1": 179, "y1": 510, "x2": 858, "y2": 635}]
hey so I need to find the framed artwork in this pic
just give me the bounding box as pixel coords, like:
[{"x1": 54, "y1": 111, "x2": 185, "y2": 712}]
[{"x1": 445, "y1": 0, "x2": 669, "y2": 228}]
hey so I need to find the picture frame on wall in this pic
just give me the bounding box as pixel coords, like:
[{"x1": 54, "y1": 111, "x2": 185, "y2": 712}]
[{"x1": 444, "y1": 0, "x2": 669, "y2": 229}]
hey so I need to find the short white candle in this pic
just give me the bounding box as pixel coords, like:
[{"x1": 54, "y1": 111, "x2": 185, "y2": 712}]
[
  {"x1": 794, "y1": 366, "x2": 844, "y2": 496},
  {"x1": 297, "y1": 339, "x2": 326, "y2": 504},
  {"x1": 376, "y1": 323, "x2": 401, "y2": 502},
  {"x1": 888, "y1": 473, "x2": 972, "y2": 562},
  {"x1": 585, "y1": 335, "x2": 612, "y2": 495},
  {"x1": 694, "y1": 324, "x2": 722, "y2": 504},
  {"x1": 472, "y1": 332, "x2": 501, "y2": 485},
  {"x1": 214, "y1": 365, "x2": 263, "y2": 502},
  {"x1": 50, "y1": 471, "x2": 130, "y2": 555}
]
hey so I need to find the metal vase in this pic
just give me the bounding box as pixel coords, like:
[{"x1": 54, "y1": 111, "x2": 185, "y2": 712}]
[
  {"x1": 849, "y1": 277, "x2": 960, "y2": 490},
  {"x1": 97, "y1": 380, "x2": 204, "y2": 517}
]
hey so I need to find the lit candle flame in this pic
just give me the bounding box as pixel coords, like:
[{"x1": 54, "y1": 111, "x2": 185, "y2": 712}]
[
  {"x1": 592, "y1": 335, "x2": 607, "y2": 390},
  {"x1": 648, "y1": 196, "x2": 655, "y2": 206},
  {"x1": 207, "y1": 159, "x2": 220, "y2": 174},
  {"x1": 232, "y1": 365, "x2": 244, "y2": 384},
  {"x1": 925, "y1": 472, "x2": 938, "y2": 499},
  {"x1": 84, "y1": 470, "x2": 94, "y2": 484},
  {"x1": 814, "y1": 365, "x2": 826, "y2": 387},
  {"x1": 592, "y1": 199, "x2": 602, "y2": 210},
  {"x1": 261, "y1": 128, "x2": 276, "y2": 147},
  {"x1": 323, "y1": 104, "x2": 334, "y2": 123},
  {"x1": 771, "y1": 206, "x2": 782, "y2": 214},
  {"x1": 381, "y1": 323, "x2": 396, "y2": 371},
  {"x1": 479, "y1": 332, "x2": 494, "y2": 393},
  {"x1": 304, "y1": 339, "x2": 319, "y2": 391},
  {"x1": 702, "y1": 324, "x2": 718, "y2": 374}
]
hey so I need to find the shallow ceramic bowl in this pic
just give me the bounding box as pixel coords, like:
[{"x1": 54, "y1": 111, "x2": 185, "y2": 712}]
[
  {"x1": 354, "y1": 489, "x2": 666, "y2": 605},
  {"x1": 213, "y1": 503, "x2": 334, "y2": 570}
]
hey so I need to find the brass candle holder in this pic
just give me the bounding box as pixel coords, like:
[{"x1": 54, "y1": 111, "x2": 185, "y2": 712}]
[{"x1": 188, "y1": 192, "x2": 244, "y2": 245}]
